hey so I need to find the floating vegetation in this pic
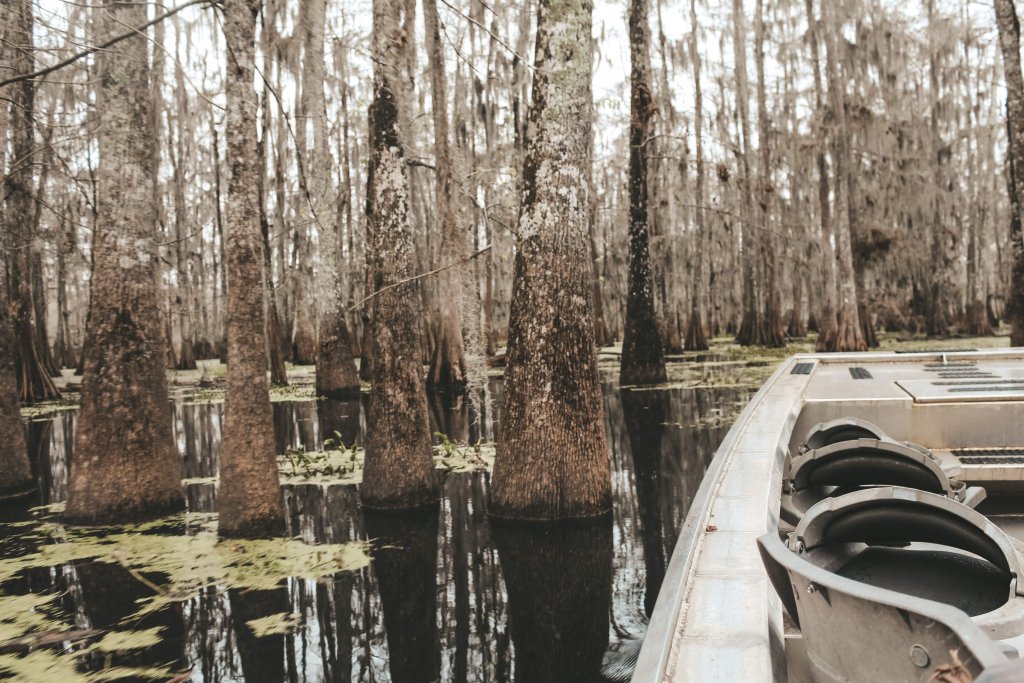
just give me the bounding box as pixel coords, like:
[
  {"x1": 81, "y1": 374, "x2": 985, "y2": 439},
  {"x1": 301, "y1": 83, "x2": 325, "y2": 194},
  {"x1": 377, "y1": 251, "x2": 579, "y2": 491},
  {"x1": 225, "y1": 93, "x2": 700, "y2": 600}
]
[
  {"x1": 275, "y1": 438, "x2": 495, "y2": 486},
  {"x1": 88, "y1": 627, "x2": 165, "y2": 654},
  {"x1": 0, "y1": 593, "x2": 66, "y2": 643},
  {"x1": 20, "y1": 399, "x2": 79, "y2": 420},
  {"x1": 246, "y1": 612, "x2": 300, "y2": 637},
  {"x1": 0, "y1": 514, "x2": 371, "y2": 616},
  {"x1": 0, "y1": 649, "x2": 174, "y2": 682}
]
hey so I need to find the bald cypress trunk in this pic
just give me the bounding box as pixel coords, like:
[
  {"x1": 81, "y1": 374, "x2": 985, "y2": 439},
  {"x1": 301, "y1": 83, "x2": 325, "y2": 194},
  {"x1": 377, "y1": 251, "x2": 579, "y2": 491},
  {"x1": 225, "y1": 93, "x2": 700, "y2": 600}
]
[
  {"x1": 822, "y1": 4, "x2": 866, "y2": 352},
  {"x1": 66, "y1": 0, "x2": 183, "y2": 524},
  {"x1": 218, "y1": 0, "x2": 285, "y2": 537},
  {"x1": 995, "y1": 0, "x2": 1024, "y2": 346},
  {"x1": 754, "y1": 0, "x2": 785, "y2": 348},
  {"x1": 806, "y1": 0, "x2": 838, "y2": 351},
  {"x1": 684, "y1": 0, "x2": 709, "y2": 352},
  {"x1": 3, "y1": 0, "x2": 60, "y2": 404},
  {"x1": 424, "y1": 0, "x2": 469, "y2": 396},
  {"x1": 490, "y1": 0, "x2": 611, "y2": 520},
  {"x1": 301, "y1": 0, "x2": 359, "y2": 399},
  {"x1": 0, "y1": 0, "x2": 34, "y2": 497},
  {"x1": 621, "y1": 0, "x2": 667, "y2": 385},
  {"x1": 360, "y1": 0, "x2": 438, "y2": 510}
]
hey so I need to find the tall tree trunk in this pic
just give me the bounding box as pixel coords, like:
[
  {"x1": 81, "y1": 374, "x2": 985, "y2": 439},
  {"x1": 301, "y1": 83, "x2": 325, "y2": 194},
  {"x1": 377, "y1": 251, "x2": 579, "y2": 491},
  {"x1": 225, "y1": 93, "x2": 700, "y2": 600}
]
[
  {"x1": 754, "y1": 0, "x2": 785, "y2": 347},
  {"x1": 424, "y1": 0, "x2": 469, "y2": 396},
  {"x1": 806, "y1": 0, "x2": 838, "y2": 350},
  {"x1": 3, "y1": 0, "x2": 60, "y2": 403},
  {"x1": 218, "y1": 0, "x2": 285, "y2": 538},
  {"x1": 66, "y1": 0, "x2": 184, "y2": 523},
  {"x1": 684, "y1": 0, "x2": 709, "y2": 352},
  {"x1": 621, "y1": 0, "x2": 667, "y2": 385},
  {"x1": 490, "y1": 0, "x2": 610, "y2": 520},
  {"x1": 822, "y1": 2, "x2": 866, "y2": 352},
  {"x1": 361, "y1": 0, "x2": 439, "y2": 510},
  {"x1": 995, "y1": 0, "x2": 1024, "y2": 346},
  {"x1": 299, "y1": 0, "x2": 359, "y2": 398},
  {"x1": 258, "y1": 0, "x2": 289, "y2": 386},
  {"x1": 0, "y1": 0, "x2": 32, "y2": 498},
  {"x1": 732, "y1": 0, "x2": 762, "y2": 346}
]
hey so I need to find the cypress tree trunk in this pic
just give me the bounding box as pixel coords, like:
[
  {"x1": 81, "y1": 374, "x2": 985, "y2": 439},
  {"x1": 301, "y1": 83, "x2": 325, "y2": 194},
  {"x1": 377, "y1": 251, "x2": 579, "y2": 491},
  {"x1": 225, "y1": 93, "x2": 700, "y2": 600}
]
[
  {"x1": 0, "y1": 258, "x2": 31, "y2": 499},
  {"x1": 621, "y1": 0, "x2": 668, "y2": 385},
  {"x1": 0, "y1": 0, "x2": 34, "y2": 498},
  {"x1": 302, "y1": 0, "x2": 359, "y2": 399},
  {"x1": 805, "y1": 0, "x2": 839, "y2": 351},
  {"x1": 683, "y1": 0, "x2": 709, "y2": 352},
  {"x1": 257, "y1": 7, "x2": 289, "y2": 387},
  {"x1": 360, "y1": 0, "x2": 438, "y2": 510},
  {"x1": 753, "y1": 0, "x2": 785, "y2": 348},
  {"x1": 66, "y1": 0, "x2": 184, "y2": 524},
  {"x1": 995, "y1": 0, "x2": 1024, "y2": 346},
  {"x1": 424, "y1": 0, "x2": 469, "y2": 396},
  {"x1": 822, "y1": 3, "x2": 866, "y2": 352},
  {"x1": 3, "y1": 0, "x2": 60, "y2": 404},
  {"x1": 218, "y1": 0, "x2": 285, "y2": 538},
  {"x1": 490, "y1": 0, "x2": 611, "y2": 520}
]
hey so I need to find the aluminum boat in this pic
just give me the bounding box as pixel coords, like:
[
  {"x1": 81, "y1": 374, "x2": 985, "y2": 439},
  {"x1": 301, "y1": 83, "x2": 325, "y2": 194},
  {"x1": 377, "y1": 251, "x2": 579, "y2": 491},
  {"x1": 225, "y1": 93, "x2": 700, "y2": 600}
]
[{"x1": 633, "y1": 349, "x2": 1024, "y2": 682}]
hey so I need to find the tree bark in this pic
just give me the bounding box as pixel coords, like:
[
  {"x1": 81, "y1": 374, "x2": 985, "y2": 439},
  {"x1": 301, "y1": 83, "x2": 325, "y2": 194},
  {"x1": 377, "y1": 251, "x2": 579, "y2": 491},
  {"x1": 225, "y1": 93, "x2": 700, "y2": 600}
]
[
  {"x1": 360, "y1": 0, "x2": 439, "y2": 510},
  {"x1": 2, "y1": 0, "x2": 61, "y2": 403},
  {"x1": 218, "y1": 0, "x2": 285, "y2": 537},
  {"x1": 0, "y1": 90, "x2": 31, "y2": 495},
  {"x1": 995, "y1": 0, "x2": 1024, "y2": 345},
  {"x1": 822, "y1": 2, "x2": 866, "y2": 352},
  {"x1": 753, "y1": 0, "x2": 785, "y2": 347},
  {"x1": 490, "y1": 0, "x2": 611, "y2": 520},
  {"x1": 621, "y1": 0, "x2": 667, "y2": 385},
  {"x1": 424, "y1": 0, "x2": 470, "y2": 396},
  {"x1": 805, "y1": 0, "x2": 838, "y2": 350},
  {"x1": 66, "y1": 0, "x2": 184, "y2": 524},
  {"x1": 300, "y1": 0, "x2": 359, "y2": 398},
  {"x1": 731, "y1": 0, "x2": 763, "y2": 346},
  {"x1": 684, "y1": 0, "x2": 709, "y2": 352}
]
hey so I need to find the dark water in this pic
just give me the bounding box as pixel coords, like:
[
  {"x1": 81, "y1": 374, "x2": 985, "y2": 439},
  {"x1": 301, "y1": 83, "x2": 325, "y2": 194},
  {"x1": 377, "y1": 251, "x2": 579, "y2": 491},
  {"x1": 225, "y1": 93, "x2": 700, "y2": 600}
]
[{"x1": 8, "y1": 378, "x2": 752, "y2": 682}]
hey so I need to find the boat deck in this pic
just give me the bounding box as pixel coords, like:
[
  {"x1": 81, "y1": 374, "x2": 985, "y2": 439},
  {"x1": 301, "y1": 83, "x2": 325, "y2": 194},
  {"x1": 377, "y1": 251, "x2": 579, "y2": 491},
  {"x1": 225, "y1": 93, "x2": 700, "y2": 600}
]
[{"x1": 633, "y1": 349, "x2": 1024, "y2": 682}]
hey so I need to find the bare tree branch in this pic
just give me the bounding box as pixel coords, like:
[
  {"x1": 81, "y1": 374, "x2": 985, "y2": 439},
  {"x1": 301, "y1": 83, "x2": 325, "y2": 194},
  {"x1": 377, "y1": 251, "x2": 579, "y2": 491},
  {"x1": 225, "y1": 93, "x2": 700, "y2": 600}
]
[{"x1": 0, "y1": 0, "x2": 215, "y2": 89}]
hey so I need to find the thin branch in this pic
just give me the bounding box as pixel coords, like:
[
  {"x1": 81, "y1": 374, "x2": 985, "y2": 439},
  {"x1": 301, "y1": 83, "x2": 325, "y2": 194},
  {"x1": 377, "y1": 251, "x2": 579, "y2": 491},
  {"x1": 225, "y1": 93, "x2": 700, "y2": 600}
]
[
  {"x1": 437, "y1": 0, "x2": 534, "y2": 71},
  {"x1": 349, "y1": 245, "x2": 492, "y2": 312},
  {"x1": 0, "y1": 0, "x2": 215, "y2": 89}
]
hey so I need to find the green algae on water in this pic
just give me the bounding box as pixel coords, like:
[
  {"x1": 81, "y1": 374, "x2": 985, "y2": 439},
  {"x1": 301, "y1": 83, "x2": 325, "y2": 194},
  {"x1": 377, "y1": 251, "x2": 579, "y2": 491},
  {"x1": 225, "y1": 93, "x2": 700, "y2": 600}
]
[{"x1": 246, "y1": 611, "x2": 300, "y2": 637}]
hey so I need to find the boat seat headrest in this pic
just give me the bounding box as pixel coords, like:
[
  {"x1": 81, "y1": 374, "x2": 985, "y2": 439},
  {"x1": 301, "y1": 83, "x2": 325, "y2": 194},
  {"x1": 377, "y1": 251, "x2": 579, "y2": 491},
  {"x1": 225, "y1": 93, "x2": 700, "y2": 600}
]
[
  {"x1": 790, "y1": 439, "x2": 951, "y2": 496},
  {"x1": 802, "y1": 418, "x2": 888, "y2": 452},
  {"x1": 793, "y1": 488, "x2": 1021, "y2": 585}
]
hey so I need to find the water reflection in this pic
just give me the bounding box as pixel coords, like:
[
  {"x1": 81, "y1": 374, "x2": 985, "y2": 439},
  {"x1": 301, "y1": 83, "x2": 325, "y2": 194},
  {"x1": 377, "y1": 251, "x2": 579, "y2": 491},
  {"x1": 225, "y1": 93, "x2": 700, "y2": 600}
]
[
  {"x1": 621, "y1": 389, "x2": 670, "y2": 617},
  {"x1": 365, "y1": 507, "x2": 441, "y2": 683},
  {"x1": 11, "y1": 378, "x2": 751, "y2": 681},
  {"x1": 494, "y1": 518, "x2": 613, "y2": 683}
]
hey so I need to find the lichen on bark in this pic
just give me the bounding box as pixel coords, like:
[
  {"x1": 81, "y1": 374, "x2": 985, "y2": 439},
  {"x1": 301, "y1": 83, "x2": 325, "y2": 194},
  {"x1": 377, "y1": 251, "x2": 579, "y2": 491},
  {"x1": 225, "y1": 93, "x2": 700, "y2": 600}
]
[
  {"x1": 217, "y1": 0, "x2": 286, "y2": 538},
  {"x1": 360, "y1": 0, "x2": 439, "y2": 510},
  {"x1": 490, "y1": 0, "x2": 612, "y2": 520},
  {"x1": 65, "y1": 0, "x2": 183, "y2": 524}
]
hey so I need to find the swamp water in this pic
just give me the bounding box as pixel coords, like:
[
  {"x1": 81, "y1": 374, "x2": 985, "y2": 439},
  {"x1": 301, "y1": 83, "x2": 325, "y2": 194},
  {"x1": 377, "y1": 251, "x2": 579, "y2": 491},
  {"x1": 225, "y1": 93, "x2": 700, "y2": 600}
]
[{"x1": 1, "y1": 373, "x2": 757, "y2": 682}]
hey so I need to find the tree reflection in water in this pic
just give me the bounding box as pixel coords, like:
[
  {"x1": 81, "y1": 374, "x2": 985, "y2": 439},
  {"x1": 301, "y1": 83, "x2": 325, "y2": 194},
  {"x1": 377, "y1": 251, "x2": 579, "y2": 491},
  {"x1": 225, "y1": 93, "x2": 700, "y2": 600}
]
[{"x1": 10, "y1": 379, "x2": 749, "y2": 681}]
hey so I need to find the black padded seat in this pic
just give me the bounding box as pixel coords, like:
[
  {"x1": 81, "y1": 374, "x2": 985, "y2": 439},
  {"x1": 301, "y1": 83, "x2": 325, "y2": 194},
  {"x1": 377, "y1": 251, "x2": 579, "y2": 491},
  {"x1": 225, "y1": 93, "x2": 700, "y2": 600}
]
[
  {"x1": 837, "y1": 546, "x2": 1010, "y2": 617},
  {"x1": 820, "y1": 500, "x2": 1006, "y2": 570},
  {"x1": 792, "y1": 440, "x2": 951, "y2": 495},
  {"x1": 757, "y1": 530, "x2": 1013, "y2": 682},
  {"x1": 801, "y1": 417, "x2": 888, "y2": 452},
  {"x1": 781, "y1": 437, "x2": 985, "y2": 525},
  {"x1": 791, "y1": 487, "x2": 1024, "y2": 639}
]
